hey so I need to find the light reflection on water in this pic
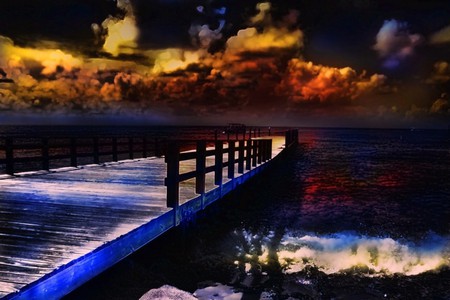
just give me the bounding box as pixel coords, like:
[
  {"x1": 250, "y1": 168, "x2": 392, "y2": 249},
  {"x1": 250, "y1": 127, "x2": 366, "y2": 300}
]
[
  {"x1": 289, "y1": 129, "x2": 450, "y2": 240},
  {"x1": 226, "y1": 128, "x2": 450, "y2": 278}
]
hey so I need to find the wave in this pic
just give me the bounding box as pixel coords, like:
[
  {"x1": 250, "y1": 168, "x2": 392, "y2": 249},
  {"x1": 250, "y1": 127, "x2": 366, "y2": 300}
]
[
  {"x1": 277, "y1": 232, "x2": 450, "y2": 275},
  {"x1": 232, "y1": 230, "x2": 450, "y2": 276}
]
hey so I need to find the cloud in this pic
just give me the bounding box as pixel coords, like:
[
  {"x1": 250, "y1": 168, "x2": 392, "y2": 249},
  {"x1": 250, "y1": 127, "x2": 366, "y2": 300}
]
[
  {"x1": 189, "y1": 5, "x2": 226, "y2": 50},
  {"x1": 189, "y1": 24, "x2": 224, "y2": 49},
  {"x1": 0, "y1": 1, "x2": 391, "y2": 122},
  {"x1": 250, "y1": 2, "x2": 272, "y2": 25},
  {"x1": 426, "y1": 61, "x2": 450, "y2": 84},
  {"x1": 92, "y1": 0, "x2": 139, "y2": 56},
  {"x1": 430, "y1": 25, "x2": 450, "y2": 44},
  {"x1": 373, "y1": 19, "x2": 423, "y2": 68},
  {"x1": 151, "y1": 49, "x2": 204, "y2": 74},
  {"x1": 226, "y1": 27, "x2": 303, "y2": 54},
  {"x1": 430, "y1": 94, "x2": 449, "y2": 114},
  {"x1": 0, "y1": 36, "x2": 82, "y2": 75},
  {"x1": 225, "y1": 2, "x2": 302, "y2": 56},
  {"x1": 277, "y1": 59, "x2": 387, "y2": 103}
]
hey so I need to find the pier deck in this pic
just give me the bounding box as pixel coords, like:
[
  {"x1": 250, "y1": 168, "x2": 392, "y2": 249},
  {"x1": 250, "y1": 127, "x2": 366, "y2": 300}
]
[{"x1": 0, "y1": 136, "x2": 288, "y2": 299}]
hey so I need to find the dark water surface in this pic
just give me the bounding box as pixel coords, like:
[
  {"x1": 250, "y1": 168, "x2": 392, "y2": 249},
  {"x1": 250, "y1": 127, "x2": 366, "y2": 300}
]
[{"x1": 5, "y1": 127, "x2": 449, "y2": 299}]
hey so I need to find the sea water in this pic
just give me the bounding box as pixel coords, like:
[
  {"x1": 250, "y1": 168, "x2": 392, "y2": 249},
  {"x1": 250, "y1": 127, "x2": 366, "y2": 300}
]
[{"x1": 9, "y1": 127, "x2": 447, "y2": 299}]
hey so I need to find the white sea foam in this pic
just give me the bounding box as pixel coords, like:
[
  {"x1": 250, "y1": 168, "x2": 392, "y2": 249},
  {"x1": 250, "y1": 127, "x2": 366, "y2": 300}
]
[
  {"x1": 233, "y1": 229, "x2": 449, "y2": 276},
  {"x1": 278, "y1": 233, "x2": 450, "y2": 275}
]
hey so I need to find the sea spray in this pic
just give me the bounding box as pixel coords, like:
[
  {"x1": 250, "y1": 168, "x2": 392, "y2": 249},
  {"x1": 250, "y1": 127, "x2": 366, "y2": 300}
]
[
  {"x1": 232, "y1": 229, "x2": 449, "y2": 276},
  {"x1": 278, "y1": 232, "x2": 450, "y2": 275}
]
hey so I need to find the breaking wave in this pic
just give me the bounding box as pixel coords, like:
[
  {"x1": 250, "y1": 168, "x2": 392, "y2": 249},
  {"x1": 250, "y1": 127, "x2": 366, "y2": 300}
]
[
  {"x1": 277, "y1": 232, "x2": 450, "y2": 276},
  {"x1": 232, "y1": 229, "x2": 449, "y2": 277}
]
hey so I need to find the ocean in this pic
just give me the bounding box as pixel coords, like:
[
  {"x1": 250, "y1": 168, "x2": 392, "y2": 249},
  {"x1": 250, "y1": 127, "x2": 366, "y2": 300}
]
[{"x1": 2, "y1": 126, "x2": 449, "y2": 299}]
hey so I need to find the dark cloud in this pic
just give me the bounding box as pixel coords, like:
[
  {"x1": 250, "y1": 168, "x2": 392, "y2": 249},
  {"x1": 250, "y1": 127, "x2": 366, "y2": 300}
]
[{"x1": 1, "y1": 0, "x2": 450, "y2": 126}]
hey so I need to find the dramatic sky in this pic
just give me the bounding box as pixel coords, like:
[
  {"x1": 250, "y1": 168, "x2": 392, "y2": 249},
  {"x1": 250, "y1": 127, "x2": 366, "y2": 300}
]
[{"x1": 0, "y1": 0, "x2": 449, "y2": 127}]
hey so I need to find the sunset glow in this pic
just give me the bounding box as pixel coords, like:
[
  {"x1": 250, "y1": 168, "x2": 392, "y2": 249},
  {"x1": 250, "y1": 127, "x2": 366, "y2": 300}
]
[{"x1": 0, "y1": 1, "x2": 449, "y2": 126}]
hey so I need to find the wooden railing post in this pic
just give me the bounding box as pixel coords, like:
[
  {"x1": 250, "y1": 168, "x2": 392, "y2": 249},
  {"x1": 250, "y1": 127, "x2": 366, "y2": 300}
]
[
  {"x1": 165, "y1": 142, "x2": 180, "y2": 208},
  {"x1": 142, "y1": 136, "x2": 148, "y2": 158},
  {"x1": 238, "y1": 140, "x2": 245, "y2": 174},
  {"x1": 93, "y1": 137, "x2": 100, "y2": 164},
  {"x1": 112, "y1": 137, "x2": 118, "y2": 161},
  {"x1": 5, "y1": 137, "x2": 14, "y2": 175},
  {"x1": 293, "y1": 129, "x2": 298, "y2": 145},
  {"x1": 284, "y1": 129, "x2": 299, "y2": 148},
  {"x1": 257, "y1": 140, "x2": 263, "y2": 164},
  {"x1": 154, "y1": 138, "x2": 161, "y2": 157},
  {"x1": 258, "y1": 128, "x2": 261, "y2": 137},
  {"x1": 261, "y1": 140, "x2": 267, "y2": 162},
  {"x1": 228, "y1": 141, "x2": 235, "y2": 179},
  {"x1": 195, "y1": 140, "x2": 206, "y2": 195},
  {"x1": 70, "y1": 137, "x2": 77, "y2": 167},
  {"x1": 245, "y1": 140, "x2": 252, "y2": 170},
  {"x1": 128, "y1": 137, "x2": 134, "y2": 159},
  {"x1": 214, "y1": 140, "x2": 223, "y2": 185},
  {"x1": 268, "y1": 139, "x2": 273, "y2": 160},
  {"x1": 252, "y1": 139, "x2": 258, "y2": 167},
  {"x1": 285, "y1": 130, "x2": 291, "y2": 147},
  {"x1": 42, "y1": 137, "x2": 50, "y2": 171}
]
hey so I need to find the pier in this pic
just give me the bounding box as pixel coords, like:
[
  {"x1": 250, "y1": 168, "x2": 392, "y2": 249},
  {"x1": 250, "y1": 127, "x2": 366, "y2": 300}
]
[{"x1": 0, "y1": 129, "x2": 298, "y2": 299}]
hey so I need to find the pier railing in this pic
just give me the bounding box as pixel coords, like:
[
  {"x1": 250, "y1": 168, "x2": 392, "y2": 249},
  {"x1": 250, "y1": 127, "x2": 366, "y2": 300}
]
[
  {"x1": 164, "y1": 129, "x2": 298, "y2": 208},
  {"x1": 0, "y1": 136, "x2": 162, "y2": 175},
  {"x1": 0, "y1": 127, "x2": 287, "y2": 175}
]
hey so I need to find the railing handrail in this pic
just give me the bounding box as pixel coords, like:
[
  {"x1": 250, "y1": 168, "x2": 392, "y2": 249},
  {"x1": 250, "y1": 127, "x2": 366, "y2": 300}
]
[
  {"x1": 164, "y1": 138, "x2": 274, "y2": 209},
  {"x1": 163, "y1": 129, "x2": 301, "y2": 209},
  {"x1": 0, "y1": 135, "x2": 164, "y2": 175}
]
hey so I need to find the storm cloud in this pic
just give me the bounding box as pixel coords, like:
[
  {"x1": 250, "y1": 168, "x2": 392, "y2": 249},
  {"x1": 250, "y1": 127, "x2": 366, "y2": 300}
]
[{"x1": 1, "y1": 1, "x2": 448, "y2": 126}]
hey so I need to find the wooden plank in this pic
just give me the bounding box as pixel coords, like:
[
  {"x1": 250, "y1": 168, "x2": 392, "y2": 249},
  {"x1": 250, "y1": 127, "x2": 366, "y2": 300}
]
[{"x1": 0, "y1": 135, "x2": 287, "y2": 299}]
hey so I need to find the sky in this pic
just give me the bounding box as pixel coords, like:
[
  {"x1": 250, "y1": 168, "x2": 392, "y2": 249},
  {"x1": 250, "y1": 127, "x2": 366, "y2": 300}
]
[{"x1": 0, "y1": 0, "x2": 449, "y2": 127}]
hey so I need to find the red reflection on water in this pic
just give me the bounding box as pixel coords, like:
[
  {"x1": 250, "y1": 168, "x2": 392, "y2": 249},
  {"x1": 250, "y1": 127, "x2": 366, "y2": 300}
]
[
  {"x1": 302, "y1": 172, "x2": 354, "y2": 204},
  {"x1": 305, "y1": 184, "x2": 319, "y2": 195},
  {"x1": 298, "y1": 130, "x2": 319, "y2": 150},
  {"x1": 373, "y1": 167, "x2": 411, "y2": 188}
]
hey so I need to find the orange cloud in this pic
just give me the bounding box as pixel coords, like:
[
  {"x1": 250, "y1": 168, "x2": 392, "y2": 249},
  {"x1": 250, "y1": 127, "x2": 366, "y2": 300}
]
[
  {"x1": 430, "y1": 94, "x2": 449, "y2": 113},
  {"x1": 0, "y1": 1, "x2": 393, "y2": 120},
  {"x1": 430, "y1": 25, "x2": 450, "y2": 45},
  {"x1": 278, "y1": 59, "x2": 387, "y2": 103},
  {"x1": 0, "y1": 36, "x2": 82, "y2": 76},
  {"x1": 152, "y1": 49, "x2": 204, "y2": 74},
  {"x1": 226, "y1": 27, "x2": 303, "y2": 54},
  {"x1": 426, "y1": 61, "x2": 450, "y2": 84},
  {"x1": 92, "y1": 0, "x2": 139, "y2": 56}
]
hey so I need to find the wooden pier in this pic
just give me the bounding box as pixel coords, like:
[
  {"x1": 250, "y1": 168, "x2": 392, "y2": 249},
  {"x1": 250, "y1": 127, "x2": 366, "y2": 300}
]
[{"x1": 0, "y1": 129, "x2": 298, "y2": 299}]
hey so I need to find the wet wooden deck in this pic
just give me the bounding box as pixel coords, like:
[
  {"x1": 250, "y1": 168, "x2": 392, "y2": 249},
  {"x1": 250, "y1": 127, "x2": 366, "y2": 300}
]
[{"x1": 0, "y1": 137, "x2": 286, "y2": 299}]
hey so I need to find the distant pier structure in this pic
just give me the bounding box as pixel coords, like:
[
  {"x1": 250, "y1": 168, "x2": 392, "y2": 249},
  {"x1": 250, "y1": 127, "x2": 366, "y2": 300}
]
[{"x1": 0, "y1": 128, "x2": 298, "y2": 299}]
